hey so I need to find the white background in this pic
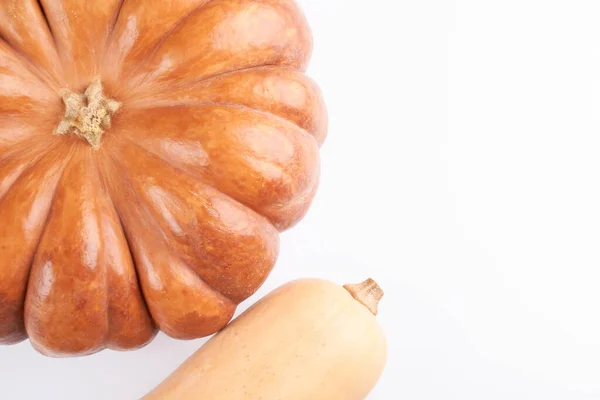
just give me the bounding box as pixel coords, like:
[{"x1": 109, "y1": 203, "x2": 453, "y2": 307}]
[{"x1": 2, "y1": 0, "x2": 600, "y2": 399}]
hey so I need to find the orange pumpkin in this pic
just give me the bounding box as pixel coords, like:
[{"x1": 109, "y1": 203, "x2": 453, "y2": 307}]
[{"x1": 0, "y1": 0, "x2": 326, "y2": 357}]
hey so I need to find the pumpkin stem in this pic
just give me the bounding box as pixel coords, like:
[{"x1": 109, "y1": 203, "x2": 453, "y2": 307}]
[
  {"x1": 343, "y1": 278, "x2": 384, "y2": 316},
  {"x1": 55, "y1": 79, "x2": 121, "y2": 149}
]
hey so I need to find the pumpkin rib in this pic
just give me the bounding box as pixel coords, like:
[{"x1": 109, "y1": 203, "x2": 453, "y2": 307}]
[
  {"x1": 193, "y1": 101, "x2": 318, "y2": 144},
  {"x1": 96, "y1": 164, "x2": 159, "y2": 347},
  {"x1": 0, "y1": 102, "x2": 64, "y2": 156},
  {"x1": 0, "y1": 41, "x2": 34, "y2": 91},
  {"x1": 98, "y1": 0, "x2": 127, "y2": 69},
  {"x1": 96, "y1": 153, "x2": 162, "y2": 338},
  {"x1": 118, "y1": 104, "x2": 319, "y2": 230},
  {"x1": 0, "y1": 143, "x2": 71, "y2": 344},
  {"x1": 0, "y1": 1, "x2": 63, "y2": 87},
  {"x1": 99, "y1": 164, "x2": 178, "y2": 319},
  {"x1": 129, "y1": 100, "x2": 318, "y2": 158},
  {"x1": 25, "y1": 151, "x2": 157, "y2": 356},
  {"x1": 90, "y1": 153, "x2": 158, "y2": 349},
  {"x1": 104, "y1": 207, "x2": 159, "y2": 350},
  {"x1": 99, "y1": 155, "x2": 113, "y2": 352},
  {"x1": 117, "y1": 131, "x2": 271, "y2": 229},
  {"x1": 0, "y1": 134, "x2": 50, "y2": 165},
  {"x1": 0, "y1": 39, "x2": 57, "y2": 108},
  {"x1": 35, "y1": 0, "x2": 56, "y2": 47},
  {"x1": 102, "y1": 0, "x2": 214, "y2": 82},
  {"x1": 101, "y1": 156, "x2": 240, "y2": 337},
  {"x1": 118, "y1": 65, "x2": 328, "y2": 144},
  {"x1": 169, "y1": 102, "x2": 321, "y2": 226},
  {"x1": 0, "y1": 138, "x2": 64, "y2": 205},
  {"x1": 126, "y1": 0, "x2": 312, "y2": 92},
  {"x1": 119, "y1": 0, "x2": 219, "y2": 83},
  {"x1": 39, "y1": 0, "x2": 124, "y2": 89},
  {"x1": 0, "y1": 134, "x2": 62, "y2": 193},
  {"x1": 106, "y1": 142, "x2": 278, "y2": 304},
  {"x1": 0, "y1": 147, "x2": 48, "y2": 204},
  {"x1": 102, "y1": 151, "x2": 241, "y2": 306},
  {"x1": 0, "y1": 121, "x2": 33, "y2": 145},
  {"x1": 0, "y1": 35, "x2": 56, "y2": 92},
  {"x1": 135, "y1": 63, "x2": 279, "y2": 101},
  {"x1": 127, "y1": 64, "x2": 277, "y2": 104},
  {"x1": 25, "y1": 152, "x2": 108, "y2": 357},
  {"x1": 23, "y1": 143, "x2": 75, "y2": 259}
]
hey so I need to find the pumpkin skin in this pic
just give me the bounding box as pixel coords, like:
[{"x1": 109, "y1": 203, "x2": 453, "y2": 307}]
[{"x1": 0, "y1": 0, "x2": 326, "y2": 357}]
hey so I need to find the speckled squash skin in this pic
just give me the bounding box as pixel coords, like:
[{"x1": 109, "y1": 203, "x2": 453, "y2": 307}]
[
  {"x1": 143, "y1": 279, "x2": 387, "y2": 400},
  {"x1": 0, "y1": 0, "x2": 327, "y2": 357}
]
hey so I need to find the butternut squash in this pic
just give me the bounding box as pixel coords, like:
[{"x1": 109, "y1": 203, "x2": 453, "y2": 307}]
[{"x1": 143, "y1": 278, "x2": 387, "y2": 400}]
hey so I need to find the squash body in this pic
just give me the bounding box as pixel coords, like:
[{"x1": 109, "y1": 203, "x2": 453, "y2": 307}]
[
  {"x1": 143, "y1": 279, "x2": 387, "y2": 400},
  {"x1": 0, "y1": 0, "x2": 326, "y2": 356}
]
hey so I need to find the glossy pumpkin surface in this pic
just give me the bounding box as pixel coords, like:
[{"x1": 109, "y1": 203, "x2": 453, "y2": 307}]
[{"x1": 0, "y1": 0, "x2": 326, "y2": 357}]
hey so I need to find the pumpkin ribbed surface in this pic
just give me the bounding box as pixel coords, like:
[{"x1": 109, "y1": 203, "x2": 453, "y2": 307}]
[{"x1": 0, "y1": 0, "x2": 326, "y2": 357}]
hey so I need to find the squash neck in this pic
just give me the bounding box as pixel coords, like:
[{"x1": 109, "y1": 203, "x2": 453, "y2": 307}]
[{"x1": 55, "y1": 79, "x2": 121, "y2": 149}]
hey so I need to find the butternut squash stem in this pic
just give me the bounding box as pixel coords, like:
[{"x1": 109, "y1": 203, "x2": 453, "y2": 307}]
[
  {"x1": 343, "y1": 278, "x2": 384, "y2": 316},
  {"x1": 55, "y1": 79, "x2": 121, "y2": 149}
]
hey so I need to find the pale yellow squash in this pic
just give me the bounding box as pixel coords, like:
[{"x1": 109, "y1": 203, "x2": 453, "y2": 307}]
[{"x1": 143, "y1": 278, "x2": 387, "y2": 400}]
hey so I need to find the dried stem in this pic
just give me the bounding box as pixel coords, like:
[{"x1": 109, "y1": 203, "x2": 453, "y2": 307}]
[
  {"x1": 55, "y1": 79, "x2": 120, "y2": 148},
  {"x1": 343, "y1": 278, "x2": 384, "y2": 316}
]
